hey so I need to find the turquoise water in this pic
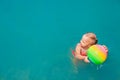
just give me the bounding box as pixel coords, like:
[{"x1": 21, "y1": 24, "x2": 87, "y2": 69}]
[{"x1": 0, "y1": 0, "x2": 120, "y2": 80}]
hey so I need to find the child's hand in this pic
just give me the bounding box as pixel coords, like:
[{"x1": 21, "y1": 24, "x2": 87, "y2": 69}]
[
  {"x1": 84, "y1": 57, "x2": 90, "y2": 63},
  {"x1": 102, "y1": 45, "x2": 108, "y2": 53}
]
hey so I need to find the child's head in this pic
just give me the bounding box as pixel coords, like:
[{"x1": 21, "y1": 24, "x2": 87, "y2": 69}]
[{"x1": 80, "y1": 32, "x2": 98, "y2": 48}]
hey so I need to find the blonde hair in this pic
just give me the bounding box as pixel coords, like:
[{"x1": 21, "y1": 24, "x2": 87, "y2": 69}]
[{"x1": 84, "y1": 32, "x2": 98, "y2": 44}]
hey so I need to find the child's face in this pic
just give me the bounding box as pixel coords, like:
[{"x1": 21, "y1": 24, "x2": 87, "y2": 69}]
[{"x1": 80, "y1": 35, "x2": 95, "y2": 48}]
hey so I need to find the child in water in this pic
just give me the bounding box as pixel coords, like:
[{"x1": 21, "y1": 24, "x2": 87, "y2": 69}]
[{"x1": 72, "y1": 32, "x2": 108, "y2": 63}]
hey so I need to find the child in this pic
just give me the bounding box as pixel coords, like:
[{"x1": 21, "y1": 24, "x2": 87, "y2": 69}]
[{"x1": 72, "y1": 32, "x2": 108, "y2": 63}]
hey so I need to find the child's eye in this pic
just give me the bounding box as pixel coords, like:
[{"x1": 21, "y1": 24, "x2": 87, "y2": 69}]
[{"x1": 84, "y1": 40, "x2": 88, "y2": 43}]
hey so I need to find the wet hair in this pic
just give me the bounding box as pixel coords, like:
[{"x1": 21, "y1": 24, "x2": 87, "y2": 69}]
[
  {"x1": 95, "y1": 39, "x2": 98, "y2": 44},
  {"x1": 84, "y1": 32, "x2": 98, "y2": 45}
]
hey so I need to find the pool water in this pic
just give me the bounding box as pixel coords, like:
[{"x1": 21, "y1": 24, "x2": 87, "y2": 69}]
[{"x1": 0, "y1": 0, "x2": 120, "y2": 80}]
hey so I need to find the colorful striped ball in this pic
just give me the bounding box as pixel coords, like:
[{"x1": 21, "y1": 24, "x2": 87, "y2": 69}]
[{"x1": 87, "y1": 45, "x2": 107, "y2": 65}]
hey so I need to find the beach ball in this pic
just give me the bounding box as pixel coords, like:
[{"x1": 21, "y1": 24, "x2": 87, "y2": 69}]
[{"x1": 87, "y1": 45, "x2": 107, "y2": 65}]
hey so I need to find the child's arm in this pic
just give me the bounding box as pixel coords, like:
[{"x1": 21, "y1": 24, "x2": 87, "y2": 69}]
[
  {"x1": 74, "y1": 43, "x2": 86, "y2": 60},
  {"x1": 75, "y1": 53, "x2": 86, "y2": 60}
]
